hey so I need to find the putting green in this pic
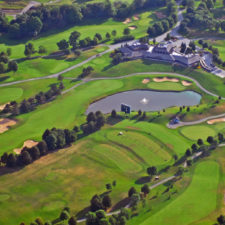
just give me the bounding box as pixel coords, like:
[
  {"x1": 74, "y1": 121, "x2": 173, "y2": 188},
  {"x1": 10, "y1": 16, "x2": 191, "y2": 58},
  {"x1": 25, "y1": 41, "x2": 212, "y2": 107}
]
[
  {"x1": 180, "y1": 125, "x2": 216, "y2": 141},
  {"x1": 0, "y1": 88, "x2": 23, "y2": 104},
  {"x1": 148, "y1": 82, "x2": 186, "y2": 91},
  {"x1": 106, "y1": 130, "x2": 172, "y2": 167},
  {"x1": 140, "y1": 161, "x2": 220, "y2": 225}
]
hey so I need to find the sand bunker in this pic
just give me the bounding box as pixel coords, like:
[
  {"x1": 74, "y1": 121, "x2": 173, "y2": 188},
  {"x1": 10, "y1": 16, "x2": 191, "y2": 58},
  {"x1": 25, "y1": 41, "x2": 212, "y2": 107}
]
[
  {"x1": 182, "y1": 80, "x2": 192, "y2": 86},
  {"x1": 129, "y1": 26, "x2": 137, "y2": 30},
  {"x1": 0, "y1": 118, "x2": 17, "y2": 134},
  {"x1": 155, "y1": 11, "x2": 166, "y2": 19},
  {"x1": 123, "y1": 18, "x2": 131, "y2": 24},
  {"x1": 207, "y1": 117, "x2": 225, "y2": 125},
  {"x1": 142, "y1": 78, "x2": 150, "y2": 84},
  {"x1": 14, "y1": 140, "x2": 38, "y2": 154},
  {"x1": 133, "y1": 14, "x2": 139, "y2": 20},
  {"x1": 0, "y1": 104, "x2": 7, "y2": 111},
  {"x1": 153, "y1": 77, "x2": 179, "y2": 83}
]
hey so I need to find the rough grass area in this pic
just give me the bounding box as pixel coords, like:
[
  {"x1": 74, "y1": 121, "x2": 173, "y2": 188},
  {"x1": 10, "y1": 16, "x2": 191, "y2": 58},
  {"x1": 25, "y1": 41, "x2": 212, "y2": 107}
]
[{"x1": 139, "y1": 161, "x2": 220, "y2": 225}]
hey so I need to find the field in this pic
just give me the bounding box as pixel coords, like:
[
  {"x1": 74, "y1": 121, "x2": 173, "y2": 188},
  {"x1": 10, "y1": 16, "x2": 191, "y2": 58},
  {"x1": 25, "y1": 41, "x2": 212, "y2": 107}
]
[{"x1": 132, "y1": 161, "x2": 220, "y2": 225}]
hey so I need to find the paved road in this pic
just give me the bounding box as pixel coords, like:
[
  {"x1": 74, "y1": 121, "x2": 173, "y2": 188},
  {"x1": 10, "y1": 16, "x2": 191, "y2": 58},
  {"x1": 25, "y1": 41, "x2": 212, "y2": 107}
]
[
  {"x1": 62, "y1": 72, "x2": 225, "y2": 100},
  {"x1": 167, "y1": 112, "x2": 225, "y2": 129}
]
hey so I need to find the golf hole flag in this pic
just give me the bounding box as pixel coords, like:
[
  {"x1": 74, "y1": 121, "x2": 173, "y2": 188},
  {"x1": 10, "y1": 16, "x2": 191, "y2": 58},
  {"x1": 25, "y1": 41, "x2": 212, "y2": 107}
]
[{"x1": 121, "y1": 104, "x2": 131, "y2": 114}]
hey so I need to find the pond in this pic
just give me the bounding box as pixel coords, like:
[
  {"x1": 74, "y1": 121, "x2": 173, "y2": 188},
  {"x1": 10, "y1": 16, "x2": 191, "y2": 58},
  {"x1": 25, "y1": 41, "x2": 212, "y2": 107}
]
[{"x1": 86, "y1": 90, "x2": 201, "y2": 114}]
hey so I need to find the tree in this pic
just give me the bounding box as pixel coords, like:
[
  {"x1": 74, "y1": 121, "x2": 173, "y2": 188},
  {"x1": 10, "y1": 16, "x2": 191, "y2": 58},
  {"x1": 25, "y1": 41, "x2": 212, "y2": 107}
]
[
  {"x1": 191, "y1": 144, "x2": 198, "y2": 153},
  {"x1": 87, "y1": 112, "x2": 96, "y2": 123},
  {"x1": 123, "y1": 28, "x2": 130, "y2": 35},
  {"x1": 0, "y1": 63, "x2": 5, "y2": 73},
  {"x1": 207, "y1": 136, "x2": 214, "y2": 144},
  {"x1": 106, "y1": 32, "x2": 111, "y2": 39},
  {"x1": 95, "y1": 33, "x2": 102, "y2": 41},
  {"x1": 111, "y1": 30, "x2": 117, "y2": 36},
  {"x1": 147, "y1": 166, "x2": 157, "y2": 176},
  {"x1": 106, "y1": 183, "x2": 112, "y2": 190},
  {"x1": 138, "y1": 110, "x2": 142, "y2": 116},
  {"x1": 20, "y1": 150, "x2": 32, "y2": 165},
  {"x1": 185, "y1": 149, "x2": 191, "y2": 157},
  {"x1": 6, "y1": 153, "x2": 17, "y2": 167},
  {"x1": 38, "y1": 45, "x2": 47, "y2": 54},
  {"x1": 57, "y1": 39, "x2": 69, "y2": 51},
  {"x1": 24, "y1": 43, "x2": 35, "y2": 58},
  {"x1": 8, "y1": 60, "x2": 18, "y2": 72},
  {"x1": 217, "y1": 214, "x2": 225, "y2": 224},
  {"x1": 197, "y1": 138, "x2": 203, "y2": 146},
  {"x1": 111, "y1": 109, "x2": 117, "y2": 118},
  {"x1": 102, "y1": 195, "x2": 112, "y2": 209},
  {"x1": 6, "y1": 48, "x2": 12, "y2": 56},
  {"x1": 60, "y1": 210, "x2": 70, "y2": 220},
  {"x1": 128, "y1": 187, "x2": 137, "y2": 197},
  {"x1": 45, "y1": 133, "x2": 57, "y2": 150},
  {"x1": 130, "y1": 193, "x2": 140, "y2": 207},
  {"x1": 218, "y1": 133, "x2": 224, "y2": 143},
  {"x1": 141, "y1": 184, "x2": 150, "y2": 196},
  {"x1": 37, "y1": 141, "x2": 48, "y2": 156},
  {"x1": 30, "y1": 146, "x2": 40, "y2": 160},
  {"x1": 27, "y1": 16, "x2": 43, "y2": 36},
  {"x1": 180, "y1": 42, "x2": 186, "y2": 53},
  {"x1": 86, "y1": 212, "x2": 97, "y2": 225},
  {"x1": 90, "y1": 195, "x2": 103, "y2": 211},
  {"x1": 35, "y1": 217, "x2": 44, "y2": 225},
  {"x1": 68, "y1": 216, "x2": 77, "y2": 225},
  {"x1": 69, "y1": 31, "x2": 81, "y2": 49}
]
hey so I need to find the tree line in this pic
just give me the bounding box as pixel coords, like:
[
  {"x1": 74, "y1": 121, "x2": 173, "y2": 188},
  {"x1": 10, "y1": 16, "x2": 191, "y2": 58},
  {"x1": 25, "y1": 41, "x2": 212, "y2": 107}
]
[
  {"x1": 0, "y1": 48, "x2": 18, "y2": 74},
  {"x1": 0, "y1": 111, "x2": 105, "y2": 169},
  {"x1": 179, "y1": 0, "x2": 225, "y2": 35},
  {"x1": 1, "y1": 82, "x2": 64, "y2": 116},
  {"x1": 0, "y1": 0, "x2": 167, "y2": 40}
]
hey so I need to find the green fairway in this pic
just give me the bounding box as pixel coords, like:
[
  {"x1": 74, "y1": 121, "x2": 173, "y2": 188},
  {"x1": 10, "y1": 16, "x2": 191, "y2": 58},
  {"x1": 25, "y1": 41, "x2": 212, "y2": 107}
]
[
  {"x1": 0, "y1": 87, "x2": 23, "y2": 104},
  {"x1": 139, "y1": 161, "x2": 220, "y2": 225},
  {"x1": 148, "y1": 81, "x2": 186, "y2": 91},
  {"x1": 180, "y1": 125, "x2": 217, "y2": 141}
]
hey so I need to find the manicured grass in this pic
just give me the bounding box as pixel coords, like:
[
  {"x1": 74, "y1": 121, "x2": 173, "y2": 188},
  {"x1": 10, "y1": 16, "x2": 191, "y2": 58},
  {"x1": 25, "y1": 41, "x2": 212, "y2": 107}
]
[
  {"x1": 180, "y1": 125, "x2": 217, "y2": 141},
  {"x1": 1, "y1": 46, "x2": 109, "y2": 83},
  {"x1": 0, "y1": 8, "x2": 163, "y2": 59},
  {"x1": 148, "y1": 81, "x2": 186, "y2": 91},
  {"x1": 139, "y1": 161, "x2": 220, "y2": 225},
  {"x1": 0, "y1": 121, "x2": 178, "y2": 224},
  {"x1": 0, "y1": 87, "x2": 23, "y2": 104}
]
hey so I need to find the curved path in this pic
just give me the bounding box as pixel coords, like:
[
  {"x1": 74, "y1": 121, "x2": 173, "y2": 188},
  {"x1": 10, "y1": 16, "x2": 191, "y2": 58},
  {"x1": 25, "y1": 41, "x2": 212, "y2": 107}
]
[{"x1": 62, "y1": 72, "x2": 225, "y2": 100}]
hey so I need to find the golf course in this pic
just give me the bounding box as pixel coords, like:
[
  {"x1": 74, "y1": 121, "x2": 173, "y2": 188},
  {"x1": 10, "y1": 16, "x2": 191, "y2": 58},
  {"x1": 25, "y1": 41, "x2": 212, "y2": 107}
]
[{"x1": 0, "y1": 0, "x2": 225, "y2": 224}]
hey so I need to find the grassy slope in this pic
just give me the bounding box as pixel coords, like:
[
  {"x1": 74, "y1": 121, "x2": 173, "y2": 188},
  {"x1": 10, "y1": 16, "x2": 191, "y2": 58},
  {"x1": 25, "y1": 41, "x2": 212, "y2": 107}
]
[
  {"x1": 138, "y1": 161, "x2": 220, "y2": 225},
  {"x1": 0, "y1": 119, "x2": 183, "y2": 224},
  {"x1": 148, "y1": 81, "x2": 186, "y2": 91}
]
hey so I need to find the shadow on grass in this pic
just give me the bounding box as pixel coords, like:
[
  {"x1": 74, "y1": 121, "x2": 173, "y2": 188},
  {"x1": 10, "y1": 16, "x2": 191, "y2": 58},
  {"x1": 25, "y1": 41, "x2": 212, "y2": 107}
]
[
  {"x1": 0, "y1": 75, "x2": 10, "y2": 82},
  {"x1": 135, "y1": 176, "x2": 151, "y2": 184},
  {"x1": 110, "y1": 197, "x2": 130, "y2": 212}
]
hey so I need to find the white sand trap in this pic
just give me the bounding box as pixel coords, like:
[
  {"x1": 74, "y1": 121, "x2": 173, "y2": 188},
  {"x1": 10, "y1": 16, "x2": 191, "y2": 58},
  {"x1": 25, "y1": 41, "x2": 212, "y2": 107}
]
[
  {"x1": 133, "y1": 15, "x2": 139, "y2": 20},
  {"x1": 153, "y1": 77, "x2": 179, "y2": 83},
  {"x1": 182, "y1": 80, "x2": 192, "y2": 86},
  {"x1": 0, "y1": 103, "x2": 7, "y2": 111},
  {"x1": 207, "y1": 117, "x2": 225, "y2": 125},
  {"x1": 142, "y1": 78, "x2": 150, "y2": 84},
  {"x1": 123, "y1": 18, "x2": 131, "y2": 24},
  {"x1": 14, "y1": 140, "x2": 38, "y2": 154},
  {"x1": 129, "y1": 26, "x2": 137, "y2": 30},
  {"x1": 0, "y1": 118, "x2": 17, "y2": 134}
]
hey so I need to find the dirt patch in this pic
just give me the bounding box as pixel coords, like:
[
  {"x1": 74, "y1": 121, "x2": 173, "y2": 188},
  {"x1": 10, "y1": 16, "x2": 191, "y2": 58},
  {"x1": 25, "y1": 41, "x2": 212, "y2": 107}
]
[
  {"x1": 155, "y1": 11, "x2": 166, "y2": 19},
  {"x1": 133, "y1": 14, "x2": 139, "y2": 20},
  {"x1": 153, "y1": 77, "x2": 179, "y2": 83},
  {"x1": 182, "y1": 80, "x2": 192, "y2": 86},
  {"x1": 14, "y1": 140, "x2": 38, "y2": 154},
  {"x1": 123, "y1": 18, "x2": 131, "y2": 24},
  {"x1": 166, "y1": 143, "x2": 174, "y2": 150},
  {"x1": 0, "y1": 118, "x2": 17, "y2": 134},
  {"x1": 207, "y1": 117, "x2": 225, "y2": 125},
  {"x1": 129, "y1": 26, "x2": 137, "y2": 30},
  {"x1": 126, "y1": 126, "x2": 140, "y2": 130},
  {"x1": 142, "y1": 78, "x2": 150, "y2": 84}
]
